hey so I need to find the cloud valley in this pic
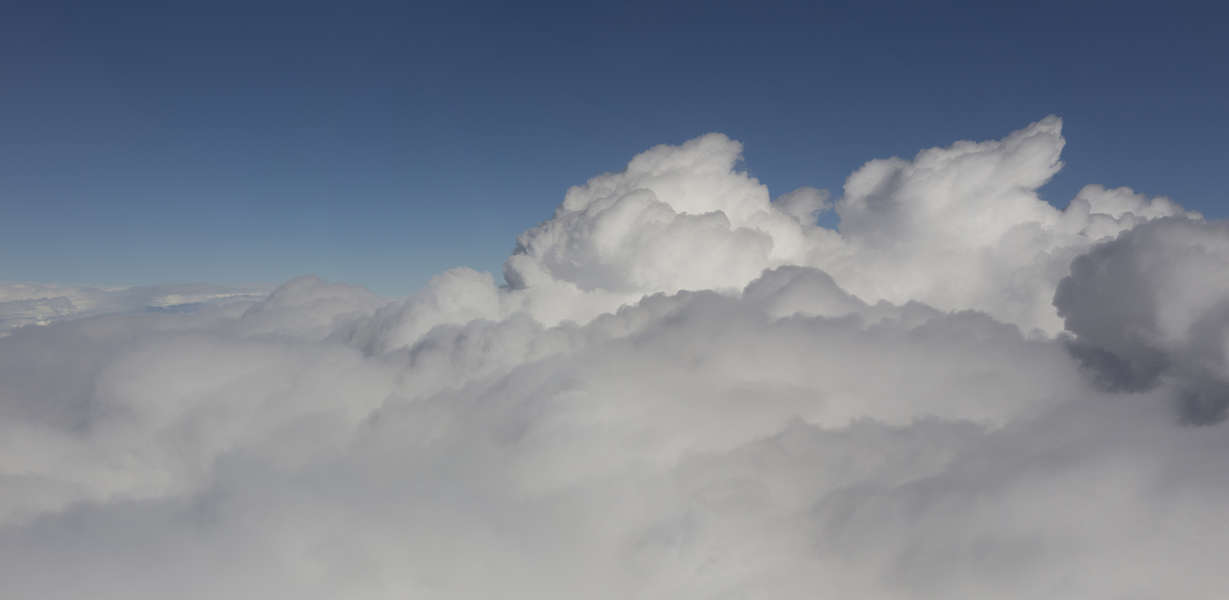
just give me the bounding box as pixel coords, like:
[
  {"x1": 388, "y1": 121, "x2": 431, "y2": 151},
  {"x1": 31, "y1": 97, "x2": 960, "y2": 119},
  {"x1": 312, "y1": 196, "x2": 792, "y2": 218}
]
[{"x1": 2, "y1": 117, "x2": 1228, "y2": 599}]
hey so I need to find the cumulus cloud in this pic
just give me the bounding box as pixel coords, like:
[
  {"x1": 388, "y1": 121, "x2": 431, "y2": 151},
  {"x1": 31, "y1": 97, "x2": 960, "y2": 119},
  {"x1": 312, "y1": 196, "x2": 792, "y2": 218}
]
[
  {"x1": 1056, "y1": 218, "x2": 1229, "y2": 423},
  {"x1": 1, "y1": 118, "x2": 1226, "y2": 599}
]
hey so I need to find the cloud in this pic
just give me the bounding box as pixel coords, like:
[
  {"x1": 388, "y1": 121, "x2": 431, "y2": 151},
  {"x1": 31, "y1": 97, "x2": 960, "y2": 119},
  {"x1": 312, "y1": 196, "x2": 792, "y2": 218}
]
[
  {"x1": 1056, "y1": 218, "x2": 1229, "y2": 422},
  {"x1": 351, "y1": 117, "x2": 1195, "y2": 357},
  {"x1": 1, "y1": 118, "x2": 1227, "y2": 598},
  {"x1": 0, "y1": 282, "x2": 267, "y2": 334}
]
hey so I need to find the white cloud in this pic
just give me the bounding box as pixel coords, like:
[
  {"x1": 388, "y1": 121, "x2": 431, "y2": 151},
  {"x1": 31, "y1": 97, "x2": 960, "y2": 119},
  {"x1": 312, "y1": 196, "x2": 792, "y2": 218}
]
[
  {"x1": 352, "y1": 117, "x2": 1196, "y2": 356},
  {"x1": 0, "y1": 282, "x2": 267, "y2": 334},
  {"x1": 1, "y1": 118, "x2": 1226, "y2": 598}
]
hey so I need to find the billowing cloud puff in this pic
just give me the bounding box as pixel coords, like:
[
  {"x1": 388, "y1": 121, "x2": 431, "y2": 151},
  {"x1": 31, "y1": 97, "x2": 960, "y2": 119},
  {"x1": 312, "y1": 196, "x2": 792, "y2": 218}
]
[
  {"x1": 830, "y1": 117, "x2": 1197, "y2": 333},
  {"x1": 1, "y1": 118, "x2": 1227, "y2": 599},
  {"x1": 355, "y1": 117, "x2": 1195, "y2": 355},
  {"x1": 1056, "y1": 218, "x2": 1229, "y2": 422}
]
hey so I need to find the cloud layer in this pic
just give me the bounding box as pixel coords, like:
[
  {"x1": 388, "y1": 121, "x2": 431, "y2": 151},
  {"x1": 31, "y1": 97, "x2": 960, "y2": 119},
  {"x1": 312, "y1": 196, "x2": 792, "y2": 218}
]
[
  {"x1": 2, "y1": 118, "x2": 1226, "y2": 599},
  {"x1": 0, "y1": 282, "x2": 266, "y2": 334}
]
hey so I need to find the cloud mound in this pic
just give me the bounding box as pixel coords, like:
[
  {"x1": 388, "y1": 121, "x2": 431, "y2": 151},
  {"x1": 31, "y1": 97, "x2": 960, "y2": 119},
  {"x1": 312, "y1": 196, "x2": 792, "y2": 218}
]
[
  {"x1": 352, "y1": 117, "x2": 1195, "y2": 355},
  {"x1": 2, "y1": 118, "x2": 1227, "y2": 599},
  {"x1": 1056, "y1": 218, "x2": 1229, "y2": 422}
]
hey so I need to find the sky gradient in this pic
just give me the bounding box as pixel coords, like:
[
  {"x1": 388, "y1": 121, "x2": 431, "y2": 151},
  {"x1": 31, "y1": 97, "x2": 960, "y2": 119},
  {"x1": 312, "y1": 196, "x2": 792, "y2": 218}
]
[{"x1": 3, "y1": 1, "x2": 1225, "y2": 295}]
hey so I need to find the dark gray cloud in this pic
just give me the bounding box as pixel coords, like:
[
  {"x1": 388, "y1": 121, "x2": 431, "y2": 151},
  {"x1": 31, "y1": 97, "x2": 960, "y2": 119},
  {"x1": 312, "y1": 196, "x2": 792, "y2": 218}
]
[{"x1": 1055, "y1": 219, "x2": 1229, "y2": 423}]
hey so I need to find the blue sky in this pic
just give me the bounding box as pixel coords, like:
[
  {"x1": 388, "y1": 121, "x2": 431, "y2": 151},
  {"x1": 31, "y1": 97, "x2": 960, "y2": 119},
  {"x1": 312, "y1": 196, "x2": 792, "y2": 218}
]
[{"x1": 2, "y1": 1, "x2": 1225, "y2": 296}]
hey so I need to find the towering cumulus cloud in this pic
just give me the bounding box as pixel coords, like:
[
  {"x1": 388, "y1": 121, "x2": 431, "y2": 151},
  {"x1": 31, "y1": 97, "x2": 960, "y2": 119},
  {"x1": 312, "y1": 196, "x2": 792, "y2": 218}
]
[{"x1": 2, "y1": 118, "x2": 1226, "y2": 599}]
